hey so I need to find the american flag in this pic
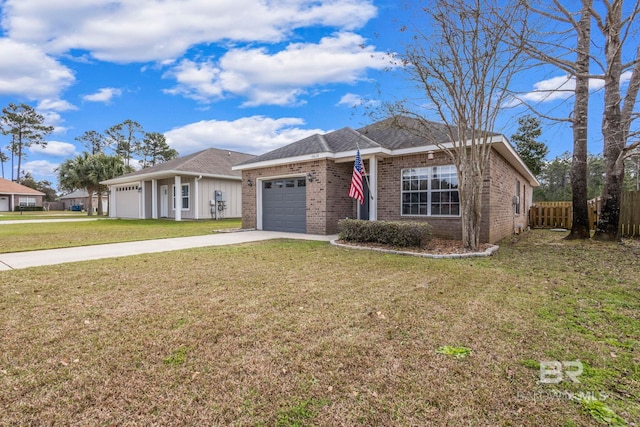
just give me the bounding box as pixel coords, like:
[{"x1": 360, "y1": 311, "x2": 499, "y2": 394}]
[{"x1": 348, "y1": 149, "x2": 364, "y2": 205}]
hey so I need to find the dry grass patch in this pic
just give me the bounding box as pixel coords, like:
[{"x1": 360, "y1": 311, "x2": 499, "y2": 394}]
[
  {"x1": 0, "y1": 231, "x2": 638, "y2": 425},
  {"x1": 0, "y1": 218, "x2": 241, "y2": 253}
]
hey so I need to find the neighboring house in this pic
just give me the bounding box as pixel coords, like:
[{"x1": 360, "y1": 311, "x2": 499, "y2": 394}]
[
  {"x1": 101, "y1": 148, "x2": 255, "y2": 220},
  {"x1": 0, "y1": 178, "x2": 45, "y2": 211},
  {"x1": 233, "y1": 118, "x2": 540, "y2": 244},
  {"x1": 59, "y1": 189, "x2": 109, "y2": 213}
]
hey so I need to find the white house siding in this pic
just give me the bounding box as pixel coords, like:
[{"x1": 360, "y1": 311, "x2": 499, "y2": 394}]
[{"x1": 197, "y1": 178, "x2": 243, "y2": 219}]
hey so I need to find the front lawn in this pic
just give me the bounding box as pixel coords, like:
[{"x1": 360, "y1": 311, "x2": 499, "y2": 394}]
[
  {"x1": 1, "y1": 231, "x2": 638, "y2": 425},
  {"x1": 0, "y1": 211, "x2": 88, "y2": 221},
  {"x1": 0, "y1": 218, "x2": 241, "y2": 253}
]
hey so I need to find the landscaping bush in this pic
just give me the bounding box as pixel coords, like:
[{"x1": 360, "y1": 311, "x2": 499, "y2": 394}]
[
  {"x1": 13, "y1": 206, "x2": 44, "y2": 212},
  {"x1": 338, "y1": 219, "x2": 432, "y2": 248}
]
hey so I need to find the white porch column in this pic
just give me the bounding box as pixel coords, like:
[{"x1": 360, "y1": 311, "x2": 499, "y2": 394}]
[
  {"x1": 174, "y1": 175, "x2": 182, "y2": 221},
  {"x1": 109, "y1": 187, "x2": 115, "y2": 218},
  {"x1": 151, "y1": 179, "x2": 158, "y2": 219},
  {"x1": 139, "y1": 181, "x2": 145, "y2": 219},
  {"x1": 368, "y1": 156, "x2": 378, "y2": 220},
  {"x1": 194, "y1": 176, "x2": 202, "y2": 220}
]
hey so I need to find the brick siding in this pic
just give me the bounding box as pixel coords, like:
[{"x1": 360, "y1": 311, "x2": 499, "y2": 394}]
[
  {"x1": 485, "y1": 150, "x2": 531, "y2": 243},
  {"x1": 376, "y1": 151, "x2": 464, "y2": 240},
  {"x1": 242, "y1": 148, "x2": 530, "y2": 242},
  {"x1": 241, "y1": 159, "x2": 354, "y2": 234}
]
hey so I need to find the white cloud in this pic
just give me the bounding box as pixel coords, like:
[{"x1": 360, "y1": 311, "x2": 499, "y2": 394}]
[
  {"x1": 337, "y1": 92, "x2": 379, "y2": 108},
  {"x1": 164, "y1": 32, "x2": 389, "y2": 106},
  {"x1": 509, "y1": 72, "x2": 634, "y2": 107},
  {"x1": 2, "y1": 0, "x2": 377, "y2": 63},
  {"x1": 82, "y1": 87, "x2": 122, "y2": 103},
  {"x1": 0, "y1": 38, "x2": 75, "y2": 99},
  {"x1": 29, "y1": 141, "x2": 77, "y2": 157},
  {"x1": 22, "y1": 160, "x2": 59, "y2": 177},
  {"x1": 338, "y1": 93, "x2": 365, "y2": 107},
  {"x1": 37, "y1": 99, "x2": 78, "y2": 112},
  {"x1": 164, "y1": 116, "x2": 327, "y2": 155}
]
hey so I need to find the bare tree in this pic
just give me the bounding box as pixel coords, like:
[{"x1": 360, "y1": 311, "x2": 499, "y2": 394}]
[
  {"x1": 384, "y1": 0, "x2": 528, "y2": 250},
  {"x1": 591, "y1": 0, "x2": 640, "y2": 241},
  {"x1": 512, "y1": 1, "x2": 593, "y2": 239}
]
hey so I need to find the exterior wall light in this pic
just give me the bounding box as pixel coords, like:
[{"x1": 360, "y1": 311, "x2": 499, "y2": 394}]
[
  {"x1": 246, "y1": 178, "x2": 253, "y2": 187},
  {"x1": 307, "y1": 172, "x2": 315, "y2": 182}
]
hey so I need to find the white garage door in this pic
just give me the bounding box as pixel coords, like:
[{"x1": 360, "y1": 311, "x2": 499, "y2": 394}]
[
  {"x1": 114, "y1": 185, "x2": 140, "y2": 218},
  {"x1": 262, "y1": 178, "x2": 306, "y2": 233},
  {"x1": 0, "y1": 196, "x2": 9, "y2": 211}
]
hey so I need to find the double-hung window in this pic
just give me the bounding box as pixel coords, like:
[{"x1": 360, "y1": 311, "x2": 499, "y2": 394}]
[
  {"x1": 18, "y1": 197, "x2": 36, "y2": 207},
  {"x1": 401, "y1": 165, "x2": 460, "y2": 216},
  {"x1": 173, "y1": 184, "x2": 190, "y2": 210}
]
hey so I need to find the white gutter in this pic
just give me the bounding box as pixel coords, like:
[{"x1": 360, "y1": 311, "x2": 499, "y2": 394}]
[
  {"x1": 194, "y1": 175, "x2": 202, "y2": 220},
  {"x1": 100, "y1": 170, "x2": 241, "y2": 185}
]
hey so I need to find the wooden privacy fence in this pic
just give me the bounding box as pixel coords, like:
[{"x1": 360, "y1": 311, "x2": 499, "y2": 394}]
[
  {"x1": 529, "y1": 191, "x2": 640, "y2": 237},
  {"x1": 620, "y1": 190, "x2": 640, "y2": 237},
  {"x1": 528, "y1": 201, "x2": 573, "y2": 229}
]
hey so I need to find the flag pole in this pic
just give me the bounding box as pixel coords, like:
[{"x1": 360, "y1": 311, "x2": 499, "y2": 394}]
[{"x1": 354, "y1": 141, "x2": 374, "y2": 201}]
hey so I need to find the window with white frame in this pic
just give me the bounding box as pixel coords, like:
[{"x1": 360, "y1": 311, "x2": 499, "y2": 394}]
[
  {"x1": 18, "y1": 197, "x2": 36, "y2": 207},
  {"x1": 172, "y1": 184, "x2": 190, "y2": 210},
  {"x1": 401, "y1": 165, "x2": 460, "y2": 216}
]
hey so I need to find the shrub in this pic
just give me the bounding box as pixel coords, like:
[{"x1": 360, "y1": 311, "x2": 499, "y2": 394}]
[
  {"x1": 14, "y1": 206, "x2": 44, "y2": 212},
  {"x1": 338, "y1": 219, "x2": 432, "y2": 248}
]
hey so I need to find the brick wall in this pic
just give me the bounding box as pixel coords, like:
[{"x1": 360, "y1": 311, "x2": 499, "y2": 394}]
[
  {"x1": 376, "y1": 152, "x2": 464, "y2": 240},
  {"x1": 324, "y1": 160, "x2": 355, "y2": 233},
  {"x1": 241, "y1": 159, "x2": 354, "y2": 234},
  {"x1": 485, "y1": 150, "x2": 531, "y2": 243},
  {"x1": 242, "y1": 149, "x2": 531, "y2": 242}
]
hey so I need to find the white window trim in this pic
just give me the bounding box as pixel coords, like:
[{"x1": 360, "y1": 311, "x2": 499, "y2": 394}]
[
  {"x1": 400, "y1": 165, "x2": 461, "y2": 218},
  {"x1": 18, "y1": 197, "x2": 37, "y2": 207},
  {"x1": 172, "y1": 183, "x2": 190, "y2": 211}
]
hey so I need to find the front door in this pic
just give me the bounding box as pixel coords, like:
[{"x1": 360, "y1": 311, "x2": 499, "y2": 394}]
[
  {"x1": 160, "y1": 185, "x2": 169, "y2": 217},
  {"x1": 358, "y1": 178, "x2": 370, "y2": 220}
]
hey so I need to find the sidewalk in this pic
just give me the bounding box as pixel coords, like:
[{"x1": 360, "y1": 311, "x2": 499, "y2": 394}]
[{"x1": 0, "y1": 231, "x2": 337, "y2": 271}]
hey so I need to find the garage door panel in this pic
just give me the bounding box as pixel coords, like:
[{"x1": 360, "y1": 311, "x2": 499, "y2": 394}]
[
  {"x1": 115, "y1": 185, "x2": 140, "y2": 219},
  {"x1": 262, "y1": 178, "x2": 306, "y2": 233}
]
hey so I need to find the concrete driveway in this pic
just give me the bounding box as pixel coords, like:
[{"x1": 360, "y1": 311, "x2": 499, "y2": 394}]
[{"x1": 0, "y1": 231, "x2": 337, "y2": 271}]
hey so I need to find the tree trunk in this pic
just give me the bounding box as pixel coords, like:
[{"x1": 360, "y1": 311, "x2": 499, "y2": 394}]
[
  {"x1": 86, "y1": 187, "x2": 94, "y2": 216},
  {"x1": 96, "y1": 190, "x2": 104, "y2": 216},
  {"x1": 16, "y1": 130, "x2": 23, "y2": 183},
  {"x1": 593, "y1": 0, "x2": 625, "y2": 241},
  {"x1": 459, "y1": 161, "x2": 484, "y2": 251},
  {"x1": 565, "y1": 0, "x2": 591, "y2": 240}
]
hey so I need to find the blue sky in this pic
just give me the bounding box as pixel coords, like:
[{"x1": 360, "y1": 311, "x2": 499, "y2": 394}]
[{"x1": 0, "y1": 0, "x2": 629, "y2": 187}]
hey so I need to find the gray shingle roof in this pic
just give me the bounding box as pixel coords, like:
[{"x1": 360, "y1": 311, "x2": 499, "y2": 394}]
[
  {"x1": 237, "y1": 117, "x2": 498, "y2": 166},
  {"x1": 113, "y1": 147, "x2": 255, "y2": 180},
  {"x1": 236, "y1": 127, "x2": 382, "y2": 165}
]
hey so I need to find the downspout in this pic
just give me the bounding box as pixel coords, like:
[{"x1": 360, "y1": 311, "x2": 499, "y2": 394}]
[{"x1": 194, "y1": 175, "x2": 202, "y2": 220}]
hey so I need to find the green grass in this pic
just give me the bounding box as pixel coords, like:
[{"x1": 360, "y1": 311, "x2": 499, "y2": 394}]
[
  {"x1": 435, "y1": 345, "x2": 473, "y2": 359},
  {"x1": 0, "y1": 230, "x2": 638, "y2": 425},
  {"x1": 163, "y1": 346, "x2": 190, "y2": 367},
  {"x1": 0, "y1": 211, "x2": 88, "y2": 220},
  {"x1": 0, "y1": 218, "x2": 241, "y2": 253}
]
